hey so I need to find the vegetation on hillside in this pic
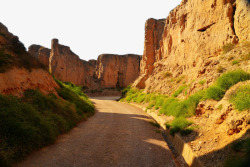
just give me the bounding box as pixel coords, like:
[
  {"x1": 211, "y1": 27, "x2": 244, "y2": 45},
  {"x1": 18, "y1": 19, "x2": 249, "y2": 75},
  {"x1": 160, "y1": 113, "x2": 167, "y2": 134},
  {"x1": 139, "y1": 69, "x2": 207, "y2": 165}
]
[
  {"x1": 120, "y1": 70, "x2": 250, "y2": 135},
  {"x1": 0, "y1": 80, "x2": 94, "y2": 166},
  {"x1": 0, "y1": 35, "x2": 45, "y2": 73}
]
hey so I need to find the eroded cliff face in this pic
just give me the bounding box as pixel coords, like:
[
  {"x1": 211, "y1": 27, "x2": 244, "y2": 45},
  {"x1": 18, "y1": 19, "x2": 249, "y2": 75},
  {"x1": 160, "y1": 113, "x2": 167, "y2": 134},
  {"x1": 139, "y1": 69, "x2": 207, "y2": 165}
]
[
  {"x1": 96, "y1": 54, "x2": 141, "y2": 88},
  {"x1": 134, "y1": 18, "x2": 165, "y2": 89},
  {"x1": 133, "y1": 0, "x2": 250, "y2": 95},
  {"x1": 49, "y1": 39, "x2": 99, "y2": 89},
  {"x1": 29, "y1": 40, "x2": 141, "y2": 90},
  {"x1": 0, "y1": 23, "x2": 59, "y2": 96}
]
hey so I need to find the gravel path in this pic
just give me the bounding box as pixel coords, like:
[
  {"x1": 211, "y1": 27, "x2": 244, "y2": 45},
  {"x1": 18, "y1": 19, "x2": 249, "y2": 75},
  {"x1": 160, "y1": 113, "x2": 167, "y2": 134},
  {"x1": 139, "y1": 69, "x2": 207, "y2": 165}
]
[{"x1": 16, "y1": 96, "x2": 176, "y2": 167}]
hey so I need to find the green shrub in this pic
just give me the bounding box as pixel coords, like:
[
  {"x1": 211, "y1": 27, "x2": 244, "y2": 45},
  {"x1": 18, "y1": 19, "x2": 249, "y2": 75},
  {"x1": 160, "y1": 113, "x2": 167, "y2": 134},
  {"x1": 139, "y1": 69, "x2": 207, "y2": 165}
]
[
  {"x1": 204, "y1": 86, "x2": 225, "y2": 100},
  {"x1": 0, "y1": 81, "x2": 94, "y2": 165},
  {"x1": 169, "y1": 117, "x2": 193, "y2": 136},
  {"x1": 136, "y1": 93, "x2": 147, "y2": 103},
  {"x1": 216, "y1": 70, "x2": 250, "y2": 90},
  {"x1": 147, "y1": 100, "x2": 156, "y2": 109},
  {"x1": 154, "y1": 95, "x2": 166, "y2": 109},
  {"x1": 172, "y1": 85, "x2": 187, "y2": 97},
  {"x1": 223, "y1": 43, "x2": 235, "y2": 54},
  {"x1": 229, "y1": 85, "x2": 250, "y2": 111}
]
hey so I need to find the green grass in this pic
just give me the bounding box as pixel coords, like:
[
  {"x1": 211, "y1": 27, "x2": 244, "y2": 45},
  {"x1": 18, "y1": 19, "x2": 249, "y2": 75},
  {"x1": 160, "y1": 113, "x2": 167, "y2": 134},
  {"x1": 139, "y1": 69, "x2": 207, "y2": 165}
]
[
  {"x1": 168, "y1": 117, "x2": 193, "y2": 136},
  {"x1": 216, "y1": 70, "x2": 250, "y2": 90},
  {"x1": 154, "y1": 95, "x2": 166, "y2": 109},
  {"x1": 121, "y1": 70, "x2": 250, "y2": 118},
  {"x1": 204, "y1": 86, "x2": 225, "y2": 100},
  {"x1": 229, "y1": 85, "x2": 250, "y2": 111},
  {"x1": 0, "y1": 81, "x2": 94, "y2": 165},
  {"x1": 172, "y1": 85, "x2": 187, "y2": 97}
]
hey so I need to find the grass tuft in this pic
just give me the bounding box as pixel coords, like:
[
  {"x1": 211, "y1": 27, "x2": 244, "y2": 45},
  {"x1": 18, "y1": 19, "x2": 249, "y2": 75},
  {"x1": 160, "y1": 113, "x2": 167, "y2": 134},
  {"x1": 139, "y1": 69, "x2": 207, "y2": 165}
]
[{"x1": 229, "y1": 85, "x2": 250, "y2": 111}]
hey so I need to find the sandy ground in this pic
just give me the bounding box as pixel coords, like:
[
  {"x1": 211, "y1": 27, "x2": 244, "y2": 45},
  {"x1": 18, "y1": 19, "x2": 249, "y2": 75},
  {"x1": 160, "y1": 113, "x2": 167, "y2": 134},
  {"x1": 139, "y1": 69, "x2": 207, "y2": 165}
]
[{"x1": 16, "y1": 96, "x2": 176, "y2": 167}]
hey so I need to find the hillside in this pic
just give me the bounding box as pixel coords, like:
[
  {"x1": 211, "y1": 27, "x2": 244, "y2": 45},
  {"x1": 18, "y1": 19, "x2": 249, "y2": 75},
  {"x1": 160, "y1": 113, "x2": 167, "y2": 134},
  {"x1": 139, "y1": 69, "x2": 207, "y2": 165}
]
[
  {"x1": 0, "y1": 22, "x2": 94, "y2": 166},
  {"x1": 121, "y1": 0, "x2": 250, "y2": 166}
]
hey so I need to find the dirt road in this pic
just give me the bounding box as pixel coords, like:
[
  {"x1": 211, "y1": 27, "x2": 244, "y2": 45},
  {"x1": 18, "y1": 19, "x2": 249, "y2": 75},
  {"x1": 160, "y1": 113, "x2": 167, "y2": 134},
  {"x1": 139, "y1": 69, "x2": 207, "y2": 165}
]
[{"x1": 16, "y1": 96, "x2": 176, "y2": 167}]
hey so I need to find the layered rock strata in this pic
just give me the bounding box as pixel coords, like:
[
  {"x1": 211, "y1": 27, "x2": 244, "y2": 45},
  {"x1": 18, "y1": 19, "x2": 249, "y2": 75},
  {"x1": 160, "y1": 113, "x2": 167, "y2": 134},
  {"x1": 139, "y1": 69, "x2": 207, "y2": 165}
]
[
  {"x1": 133, "y1": 0, "x2": 250, "y2": 95},
  {"x1": 29, "y1": 40, "x2": 141, "y2": 90}
]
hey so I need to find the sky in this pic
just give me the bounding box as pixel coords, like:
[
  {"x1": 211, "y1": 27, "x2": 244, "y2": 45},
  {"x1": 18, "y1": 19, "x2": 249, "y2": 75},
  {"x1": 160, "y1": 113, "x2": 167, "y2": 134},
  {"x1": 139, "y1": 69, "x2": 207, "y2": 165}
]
[{"x1": 0, "y1": 0, "x2": 182, "y2": 60}]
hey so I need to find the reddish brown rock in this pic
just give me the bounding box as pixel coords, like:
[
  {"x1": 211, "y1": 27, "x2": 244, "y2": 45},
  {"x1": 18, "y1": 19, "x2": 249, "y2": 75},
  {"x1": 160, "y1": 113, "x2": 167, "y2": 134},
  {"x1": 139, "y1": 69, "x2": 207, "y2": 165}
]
[
  {"x1": 133, "y1": 0, "x2": 250, "y2": 94},
  {"x1": 96, "y1": 54, "x2": 141, "y2": 88},
  {"x1": 30, "y1": 39, "x2": 141, "y2": 91},
  {"x1": 0, "y1": 22, "x2": 59, "y2": 96},
  {"x1": 49, "y1": 39, "x2": 99, "y2": 89},
  {"x1": 133, "y1": 19, "x2": 165, "y2": 89}
]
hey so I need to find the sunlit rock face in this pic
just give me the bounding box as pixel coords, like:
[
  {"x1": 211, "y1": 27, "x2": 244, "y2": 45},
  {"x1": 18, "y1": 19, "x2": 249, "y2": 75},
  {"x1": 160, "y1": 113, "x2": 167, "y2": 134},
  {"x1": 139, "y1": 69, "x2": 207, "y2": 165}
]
[
  {"x1": 96, "y1": 54, "x2": 141, "y2": 88},
  {"x1": 49, "y1": 39, "x2": 98, "y2": 89},
  {"x1": 133, "y1": 0, "x2": 250, "y2": 94},
  {"x1": 29, "y1": 39, "x2": 141, "y2": 90}
]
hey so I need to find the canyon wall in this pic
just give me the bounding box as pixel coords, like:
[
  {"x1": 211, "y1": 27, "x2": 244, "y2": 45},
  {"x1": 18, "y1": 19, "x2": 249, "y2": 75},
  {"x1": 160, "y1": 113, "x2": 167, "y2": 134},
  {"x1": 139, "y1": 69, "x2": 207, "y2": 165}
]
[
  {"x1": 49, "y1": 39, "x2": 99, "y2": 89},
  {"x1": 29, "y1": 40, "x2": 141, "y2": 90},
  {"x1": 96, "y1": 54, "x2": 141, "y2": 88},
  {"x1": 133, "y1": 0, "x2": 250, "y2": 95},
  {"x1": 0, "y1": 23, "x2": 59, "y2": 96}
]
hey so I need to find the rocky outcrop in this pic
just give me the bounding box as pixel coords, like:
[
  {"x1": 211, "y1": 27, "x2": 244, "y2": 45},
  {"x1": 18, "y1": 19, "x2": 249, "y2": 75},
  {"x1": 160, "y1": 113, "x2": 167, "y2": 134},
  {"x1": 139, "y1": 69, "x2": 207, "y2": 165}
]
[
  {"x1": 28, "y1": 45, "x2": 51, "y2": 70},
  {"x1": 133, "y1": 0, "x2": 250, "y2": 94},
  {"x1": 0, "y1": 22, "x2": 59, "y2": 96},
  {"x1": 96, "y1": 54, "x2": 141, "y2": 88},
  {"x1": 29, "y1": 40, "x2": 141, "y2": 91},
  {"x1": 0, "y1": 68, "x2": 59, "y2": 96},
  {"x1": 49, "y1": 39, "x2": 99, "y2": 89},
  {"x1": 134, "y1": 19, "x2": 165, "y2": 89}
]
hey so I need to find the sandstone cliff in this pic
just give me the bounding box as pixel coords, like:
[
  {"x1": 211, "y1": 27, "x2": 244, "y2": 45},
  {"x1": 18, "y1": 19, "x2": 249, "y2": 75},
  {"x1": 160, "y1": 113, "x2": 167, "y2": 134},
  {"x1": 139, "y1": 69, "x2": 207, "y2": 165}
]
[
  {"x1": 133, "y1": 0, "x2": 250, "y2": 95},
  {"x1": 96, "y1": 54, "x2": 141, "y2": 88},
  {"x1": 0, "y1": 23, "x2": 59, "y2": 96},
  {"x1": 29, "y1": 40, "x2": 141, "y2": 91},
  {"x1": 49, "y1": 39, "x2": 99, "y2": 89}
]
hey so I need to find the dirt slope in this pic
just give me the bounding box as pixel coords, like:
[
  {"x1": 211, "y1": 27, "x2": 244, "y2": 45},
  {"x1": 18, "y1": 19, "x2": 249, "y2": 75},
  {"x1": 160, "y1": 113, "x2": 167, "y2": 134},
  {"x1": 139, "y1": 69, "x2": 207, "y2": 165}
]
[{"x1": 16, "y1": 97, "x2": 176, "y2": 167}]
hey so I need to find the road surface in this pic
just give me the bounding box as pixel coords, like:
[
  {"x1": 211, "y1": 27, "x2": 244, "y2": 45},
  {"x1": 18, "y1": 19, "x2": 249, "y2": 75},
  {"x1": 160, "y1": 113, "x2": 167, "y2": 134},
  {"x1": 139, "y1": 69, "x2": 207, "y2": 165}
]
[{"x1": 16, "y1": 96, "x2": 176, "y2": 167}]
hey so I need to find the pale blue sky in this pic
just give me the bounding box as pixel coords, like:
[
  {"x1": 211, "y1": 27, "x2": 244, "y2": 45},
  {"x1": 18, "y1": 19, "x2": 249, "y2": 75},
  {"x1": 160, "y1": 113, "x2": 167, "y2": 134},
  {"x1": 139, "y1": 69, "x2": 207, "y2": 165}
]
[{"x1": 0, "y1": 0, "x2": 182, "y2": 60}]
